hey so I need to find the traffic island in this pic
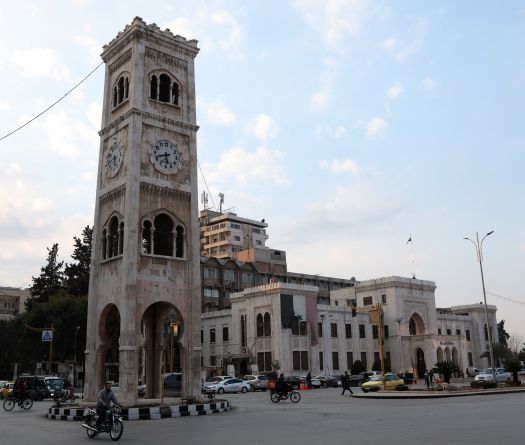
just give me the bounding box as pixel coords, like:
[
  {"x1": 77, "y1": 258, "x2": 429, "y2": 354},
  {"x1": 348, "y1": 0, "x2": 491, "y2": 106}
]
[{"x1": 45, "y1": 399, "x2": 231, "y2": 421}]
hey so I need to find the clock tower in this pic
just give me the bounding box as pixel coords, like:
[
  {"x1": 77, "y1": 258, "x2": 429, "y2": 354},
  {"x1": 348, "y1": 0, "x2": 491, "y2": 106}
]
[{"x1": 84, "y1": 17, "x2": 202, "y2": 402}]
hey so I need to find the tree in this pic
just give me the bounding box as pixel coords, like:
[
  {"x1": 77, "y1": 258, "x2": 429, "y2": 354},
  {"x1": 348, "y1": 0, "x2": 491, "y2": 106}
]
[
  {"x1": 497, "y1": 320, "x2": 510, "y2": 346},
  {"x1": 480, "y1": 342, "x2": 511, "y2": 367},
  {"x1": 505, "y1": 358, "x2": 522, "y2": 385},
  {"x1": 351, "y1": 360, "x2": 366, "y2": 375},
  {"x1": 26, "y1": 243, "x2": 64, "y2": 311},
  {"x1": 434, "y1": 361, "x2": 459, "y2": 383},
  {"x1": 64, "y1": 226, "x2": 93, "y2": 296}
]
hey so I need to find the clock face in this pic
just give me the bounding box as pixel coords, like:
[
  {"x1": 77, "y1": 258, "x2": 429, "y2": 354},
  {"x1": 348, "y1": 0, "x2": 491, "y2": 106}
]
[
  {"x1": 105, "y1": 141, "x2": 124, "y2": 177},
  {"x1": 150, "y1": 139, "x2": 182, "y2": 174}
]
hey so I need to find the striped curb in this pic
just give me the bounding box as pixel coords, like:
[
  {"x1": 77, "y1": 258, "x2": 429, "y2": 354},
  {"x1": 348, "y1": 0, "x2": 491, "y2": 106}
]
[{"x1": 45, "y1": 401, "x2": 231, "y2": 421}]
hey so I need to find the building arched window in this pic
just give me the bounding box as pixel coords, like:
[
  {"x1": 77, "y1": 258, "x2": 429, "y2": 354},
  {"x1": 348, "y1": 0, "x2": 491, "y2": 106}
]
[
  {"x1": 124, "y1": 77, "x2": 129, "y2": 100},
  {"x1": 102, "y1": 229, "x2": 107, "y2": 260},
  {"x1": 241, "y1": 315, "x2": 247, "y2": 347},
  {"x1": 118, "y1": 221, "x2": 124, "y2": 255},
  {"x1": 299, "y1": 321, "x2": 307, "y2": 336},
  {"x1": 263, "y1": 313, "x2": 271, "y2": 336},
  {"x1": 113, "y1": 87, "x2": 118, "y2": 108},
  {"x1": 175, "y1": 225, "x2": 184, "y2": 258},
  {"x1": 153, "y1": 214, "x2": 173, "y2": 256},
  {"x1": 118, "y1": 77, "x2": 125, "y2": 103},
  {"x1": 409, "y1": 318, "x2": 417, "y2": 336},
  {"x1": 109, "y1": 216, "x2": 119, "y2": 258},
  {"x1": 159, "y1": 74, "x2": 171, "y2": 102},
  {"x1": 172, "y1": 82, "x2": 179, "y2": 105},
  {"x1": 112, "y1": 74, "x2": 129, "y2": 108},
  {"x1": 142, "y1": 220, "x2": 152, "y2": 254},
  {"x1": 150, "y1": 75, "x2": 158, "y2": 100},
  {"x1": 256, "y1": 313, "x2": 264, "y2": 337}
]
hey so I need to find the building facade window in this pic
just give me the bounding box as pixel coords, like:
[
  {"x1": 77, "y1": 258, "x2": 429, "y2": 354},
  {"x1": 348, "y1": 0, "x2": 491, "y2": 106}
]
[
  {"x1": 318, "y1": 322, "x2": 323, "y2": 338},
  {"x1": 293, "y1": 351, "x2": 309, "y2": 371},
  {"x1": 257, "y1": 352, "x2": 272, "y2": 372},
  {"x1": 299, "y1": 321, "x2": 307, "y2": 336},
  {"x1": 456, "y1": 329, "x2": 461, "y2": 336},
  {"x1": 374, "y1": 351, "x2": 380, "y2": 364},
  {"x1": 468, "y1": 352, "x2": 473, "y2": 367},
  {"x1": 381, "y1": 294, "x2": 387, "y2": 304},
  {"x1": 438, "y1": 328, "x2": 442, "y2": 335},
  {"x1": 256, "y1": 313, "x2": 264, "y2": 337},
  {"x1": 150, "y1": 72, "x2": 180, "y2": 105},
  {"x1": 319, "y1": 351, "x2": 324, "y2": 371},
  {"x1": 360, "y1": 352, "x2": 367, "y2": 368},
  {"x1": 223, "y1": 326, "x2": 229, "y2": 342},
  {"x1": 384, "y1": 325, "x2": 389, "y2": 338},
  {"x1": 209, "y1": 328, "x2": 216, "y2": 343},
  {"x1": 346, "y1": 351, "x2": 353, "y2": 370},
  {"x1": 330, "y1": 323, "x2": 338, "y2": 338},
  {"x1": 263, "y1": 313, "x2": 271, "y2": 336},
  {"x1": 409, "y1": 319, "x2": 417, "y2": 336},
  {"x1": 345, "y1": 323, "x2": 352, "y2": 338},
  {"x1": 363, "y1": 296, "x2": 373, "y2": 306},
  {"x1": 102, "y1": 215, "x2": 124, "y2": 260},
  {"x1": 332, "y1": 351, "x2": 339, "y2": 371},
  {"x1": 359, "y1": 324, "x2": 366, "y2": 338},
  {"x1": 113, "y1": 73, "x2": 129, "y2": 108},
  {"x1": 372, "y1": 325, "x2": 379, "y2": 339},
  {"x1": 446, "y1": 328, "x2": 452, "y2": 335},
  {"x1": 466, "y1": 329, "x2": 471, "y2": 341}
]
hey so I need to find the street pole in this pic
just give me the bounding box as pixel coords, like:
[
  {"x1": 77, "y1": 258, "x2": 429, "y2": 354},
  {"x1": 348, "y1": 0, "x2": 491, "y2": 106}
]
[
  {"x1": 396, "y1": 318, "x2": 404, "y2": 374},
  {"x1": 464, "y1": 231, "x2": 496, "y2": 383},
  {"x1": 49, "y1": 323, "x2": 53, "y2": 375},
  {"x1": 74, "y1": 326, "x2": 80, "y2": 386}
]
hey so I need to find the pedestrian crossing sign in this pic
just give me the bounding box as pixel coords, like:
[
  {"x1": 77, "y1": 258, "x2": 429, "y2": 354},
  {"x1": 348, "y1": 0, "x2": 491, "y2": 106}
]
[{"x1": 42, "y1": 330, "x2": 53, "y2": 342}]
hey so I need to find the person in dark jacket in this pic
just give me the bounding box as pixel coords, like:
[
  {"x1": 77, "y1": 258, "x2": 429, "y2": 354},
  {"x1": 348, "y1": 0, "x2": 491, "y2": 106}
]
[
  {"x1": 95, "y1": 382, "x2": 120, "y2": 429},
  {"x1": 306, "y1": 372, "x2": 312, "y2": 389},
  {"x1": 341, "y1": 371, "x2": 353, "y2": 395}
]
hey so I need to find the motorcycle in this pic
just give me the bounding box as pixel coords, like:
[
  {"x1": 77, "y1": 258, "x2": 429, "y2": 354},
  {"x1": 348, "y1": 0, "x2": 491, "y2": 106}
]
[
  {"x1": 270, "y1": 390, "x2": 301, "y2": 403},
  {"x1": 82, "y1": 405, "x2": 124, "y2": 441},
  {"x1": 52, "y1": 388, "x2": 76, "y2": 407}
]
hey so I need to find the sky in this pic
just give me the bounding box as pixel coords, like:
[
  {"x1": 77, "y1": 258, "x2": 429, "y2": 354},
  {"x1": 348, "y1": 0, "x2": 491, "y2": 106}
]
[{"x1": 0, "y1": 1, "x2": 524, "y2": 338}]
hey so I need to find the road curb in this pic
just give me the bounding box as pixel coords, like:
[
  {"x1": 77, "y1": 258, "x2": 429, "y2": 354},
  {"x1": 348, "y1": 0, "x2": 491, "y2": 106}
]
[
  {"x1": 45, "y1": 401, "x2": 231, "y2": 421},
  {"x1": 352, "y1": 388, "x2": 525, "y2": 399}
]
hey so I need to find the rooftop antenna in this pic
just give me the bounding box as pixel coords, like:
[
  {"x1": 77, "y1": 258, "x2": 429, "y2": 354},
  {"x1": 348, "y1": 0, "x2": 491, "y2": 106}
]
[
  {"x1": 218, "y1": 192, "x2": 224, "y2": 213},
  {"x1": 200, "y1": 191, "x2": 209, "y2": 210}
]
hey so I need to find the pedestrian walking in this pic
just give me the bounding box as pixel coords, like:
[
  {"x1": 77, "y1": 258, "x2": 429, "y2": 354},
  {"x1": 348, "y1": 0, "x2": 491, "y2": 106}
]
[
  {"x1": 306, "y1": 372, "x2": 312, "y2": 390},
  {"x1": 341, "y1": 371, "x2": 353, "y2": 395},
  {"x1": 428, "y1": 369, "x2": 434, "y2": 387},
  {"x1": 424, "y1": 369, "x2": 430, "y2": 388}
]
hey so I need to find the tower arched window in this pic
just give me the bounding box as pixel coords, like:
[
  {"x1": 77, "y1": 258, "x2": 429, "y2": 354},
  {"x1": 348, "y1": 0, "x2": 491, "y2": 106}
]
[
  {"x1": 109, "y1": 216, "x2": 119, "y2": 258},
  {"x1": 159, "y1": 74, "x2": 171, "y2": 102},
  {"x1": 102, "y1": 229, "x2": 107, "y2": 260},
  {"x1": 142, "y1": 220, "x2": 152, "y2": 254},
  {"x1": 113, "y1": 87, "x2": 118, "y2": 108},
  {"x1": 263, "y1": 312, "x2": 271, "y2": 336},
  {"x1": 124, "y1": 77, "x2": 129, "y2": 100},
  {"x1": 172, "y1": 82, "x2": 179, "y2": 105},
  {"x1": 150, "y1": 75, "x2": 158, "y2": 100},
  {"x1": 118, "y1": 77, "x2": 125, "y2": 104},
  {"x1": 153, "y1": 213, "x2": 173, "y2": 256},
  {"x1": 175, "y1": 225, "x2": 184, "y2": 258},
  {"x1": 256, "y1": 313, "x2": 264, "y2": 337},
  {"x1": 409, "y1": 318, "x2": 417, "y2": 336},
  {"x1": 241, "y1": 315, "x2": 247, "y2": 347},
  {"x1": 118, "y1": 221, "x2": 124, "y2": 255}
]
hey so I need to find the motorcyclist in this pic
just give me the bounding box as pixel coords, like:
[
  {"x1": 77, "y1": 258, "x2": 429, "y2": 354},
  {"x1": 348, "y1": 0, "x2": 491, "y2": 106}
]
[
  {"x1": 276, "y1": 373, "x2": 290, "y2": 397},
  {"x1": 95, "y1": 382, "x2": 120, "y2": 430},
  {"x1": 62, "y1": 377, "x2": 74, "y2": 401}
]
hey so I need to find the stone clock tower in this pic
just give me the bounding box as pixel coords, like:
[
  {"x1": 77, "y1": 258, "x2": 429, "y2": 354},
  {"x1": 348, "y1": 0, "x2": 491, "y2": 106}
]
[{"x1": 84, "y1": 17, "x2": 201, "y2": 403}]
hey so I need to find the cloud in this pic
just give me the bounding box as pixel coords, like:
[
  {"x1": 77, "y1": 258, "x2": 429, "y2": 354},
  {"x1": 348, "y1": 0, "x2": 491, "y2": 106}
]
[
  {"x1": 311, "y1": 89, "x2": 331, "y2": 111},
  {"x1": 164, "y1": 7, "x2": 242, "y2": 58},
  {"x1": 422, "y1": 77, "x2": 435, "y2": 91},
  {"x1": 315, "y1": 125, "x2": 347, "y2": 139},
  {"x1": 291, "y1": 0, "x2": 375, "y2": 51},
  {"x1": 248, "y1": 114, "x2": 279, "y2": 140},
  {"x1": 310, "y1": 58, "x2": 339, "y2": 111},
  {"x1": 366, "y1": 117, "x2": 388, "y2": 139},
  {"x1": 387, "y1": 82, "x2": 404, "y2": 99},
  {"x1": 203, "y1": 146, "x2": 288, "y2": 186},
  {"x1": 10, "y1": 48, "x2": 69, "y2": 80},
  {"x1": 74, "y1": 35, "x2": 102, "y2": 64},
  {"x1": 319, "y1": 159, "x2": 360, "y2": 174},
  {"x1": 36, "y1": 103, "x2": 100, "y2": 158},
  {"x1": 204, "y1": 99, "x2": 236, "y2": 125},
  {"x1": 382, "y1": 16, "x2": 428, "y2": 61},
  {"x1": 0, "y1": 100, "x2": 11, "y2": 111}
]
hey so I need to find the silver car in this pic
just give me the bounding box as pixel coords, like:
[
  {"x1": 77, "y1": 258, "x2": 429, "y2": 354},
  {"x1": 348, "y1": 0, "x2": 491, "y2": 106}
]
[
  {"x1": 243, "y1": 375, "x2": 268, "y2": 391},
  {"x1": 205, "y1": 378, "x2": 251, "y2": 394},
  {"x1": 474, "y1": 368, "x2": 511, "y2": 383}
]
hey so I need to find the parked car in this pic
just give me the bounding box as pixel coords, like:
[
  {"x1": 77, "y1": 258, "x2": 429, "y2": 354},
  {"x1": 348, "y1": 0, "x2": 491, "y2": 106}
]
[
  {"x1": 361, "y1": 374, "x2": 405, "y2": 392},
  {"x1": 285, "y1": 376, "x2": 301, "y2": 390},
  {"x1": 0, "y1": 382, "x2": 14, "y2": 399},
  {"x1": 163, "y1": 373, "x2": 182, "y2": 397},
  {"x1": 243, "y1": 375, "x2": 268, "y2": 391},
  {"x1": 19, "y1": 375, "x2": 63, "y2": 400},
  {"x1": 348, "y1": 371, "x2": 380, "y2": 387},
  {"x1": 315, "y1": 375, "x2": 339, "y2": 388},
  {"x1": 300, "y1": 375, "x2": 322, "y2": 389},
  {"x1": 204, "y1": 378, "x2": 250, "y2": 394},
  {"x1": 466, "y1": 367, "x2": 481, "y2": 377},
  {"x1": 474, "y1": 368, "x2": 511, "y2": 384}
]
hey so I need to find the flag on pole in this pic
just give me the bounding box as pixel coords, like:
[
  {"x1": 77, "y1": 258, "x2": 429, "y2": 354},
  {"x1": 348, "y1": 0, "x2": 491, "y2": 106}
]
[{"x1": 406, "y1": 236, "x2": 412, "y2": 244}]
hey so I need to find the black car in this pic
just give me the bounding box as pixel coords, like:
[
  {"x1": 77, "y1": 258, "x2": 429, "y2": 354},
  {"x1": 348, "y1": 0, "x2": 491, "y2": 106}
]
[
  {"x1": 163, "y1": 373, "x2": 181, "y2": 397},
  {"x1": 285, "y1": 376, "x2": 301, "y2": 390},
  {"x1": 19, "y1": 376, "x2": 63, "y2": 400}
]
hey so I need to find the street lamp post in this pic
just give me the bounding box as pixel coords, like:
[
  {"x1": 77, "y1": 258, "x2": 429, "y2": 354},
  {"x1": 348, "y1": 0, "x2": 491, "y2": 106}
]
[
  {"x1": 395, "y1": 318, "x2": 404, "y2": 373},
  {"x1": 464, "y1": 231, "x2": 496, "y2": 383},
  {"x1": 73, "y1": 326, "x2": 80, "y2": 386}
]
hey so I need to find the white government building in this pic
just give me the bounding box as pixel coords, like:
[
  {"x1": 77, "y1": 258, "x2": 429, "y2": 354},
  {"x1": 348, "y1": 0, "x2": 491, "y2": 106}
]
[{"x1": 201, "y1": 276, "x2": 497, "y2": 379}]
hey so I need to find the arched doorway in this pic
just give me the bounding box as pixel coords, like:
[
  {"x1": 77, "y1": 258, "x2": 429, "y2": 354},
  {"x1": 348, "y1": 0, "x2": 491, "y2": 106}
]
[
  {"x1": 98, "y1": 304, "x2": 121, "y2": 386},
  {"x1": 141, "y1": 302, "x2": 184, "y2": 398},
  {"x1": 416, "y1": 348, "x2": 426, "y2": 378},
  {"x1": 444, "y1": 347, "x2": 451, "y2": 362},
  {"x1": 436, "y1": 347, "x2": 443, "y2": 362}
]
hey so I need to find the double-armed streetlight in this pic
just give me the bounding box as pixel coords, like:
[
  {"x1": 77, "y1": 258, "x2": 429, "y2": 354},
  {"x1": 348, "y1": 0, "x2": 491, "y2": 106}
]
[{"x1": 464, "y1": 231, "x2": 496, "y2": 383}]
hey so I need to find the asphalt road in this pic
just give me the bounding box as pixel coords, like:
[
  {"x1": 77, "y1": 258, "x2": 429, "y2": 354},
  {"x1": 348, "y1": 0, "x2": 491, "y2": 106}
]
[{"x1": 1, "y1": 388, "x2": 523, "y2": 445}]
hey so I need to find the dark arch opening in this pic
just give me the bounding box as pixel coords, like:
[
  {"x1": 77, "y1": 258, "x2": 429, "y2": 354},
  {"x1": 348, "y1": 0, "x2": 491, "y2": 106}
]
[
  {"x1": 159, "y1": 74, "x2": 171, "y2": 103},
  {"x1": 150, "y1": 75, "x2": 158, "y2": 100},
  {"x1": 154, "y1": 214, "x2": 173, "y2": 256}
]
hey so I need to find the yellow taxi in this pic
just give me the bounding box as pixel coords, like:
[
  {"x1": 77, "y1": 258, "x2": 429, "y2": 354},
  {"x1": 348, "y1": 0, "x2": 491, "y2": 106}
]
[
  {"x1": 0, "y1": 382, "x2": 14, "y2": 399},
  {"x1": 361, "y1": 373, "x2": 405, "y2": 392}
]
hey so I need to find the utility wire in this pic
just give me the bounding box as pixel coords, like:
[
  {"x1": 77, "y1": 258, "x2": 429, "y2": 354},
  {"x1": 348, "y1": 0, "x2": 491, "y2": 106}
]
[
  {"x1": 487, "y1": 291, "x2": 525, "y2": 306},
  {"x1": 197, "y1": 160, "x2": 217, "y2": 211},
  {"x1": 0, "y1": 61, "x2": 104, "y2": 142}
]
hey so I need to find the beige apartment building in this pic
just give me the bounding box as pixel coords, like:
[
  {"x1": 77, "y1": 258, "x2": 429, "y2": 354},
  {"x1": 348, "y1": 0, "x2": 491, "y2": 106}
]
[{"x1": 0, "y1": 287, "x2": 30, "y2": 320}]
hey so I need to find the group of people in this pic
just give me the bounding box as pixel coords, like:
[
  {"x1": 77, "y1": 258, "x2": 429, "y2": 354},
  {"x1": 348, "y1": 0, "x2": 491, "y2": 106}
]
[{"x1": 424, "y1": 369, "x2": 435, "y2": 388}]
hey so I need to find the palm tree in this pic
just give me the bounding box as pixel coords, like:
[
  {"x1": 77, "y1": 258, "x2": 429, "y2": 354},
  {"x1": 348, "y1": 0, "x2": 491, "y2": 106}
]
[{"x1": 434, "y1": 361, "x2": 459, "y2": 384}]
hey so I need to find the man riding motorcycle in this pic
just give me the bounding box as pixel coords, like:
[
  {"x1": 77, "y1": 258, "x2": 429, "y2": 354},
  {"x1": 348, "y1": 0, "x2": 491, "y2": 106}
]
[{"x1": 95, "y1": 382, "x2": 120, "y2": 430}]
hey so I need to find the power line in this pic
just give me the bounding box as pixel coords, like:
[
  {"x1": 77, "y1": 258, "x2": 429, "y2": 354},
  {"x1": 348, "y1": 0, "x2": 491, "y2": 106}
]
[
  {"x1": 487, "y1": 291, "x2": 525, "y2": 306},
  {"x1": 0, "y1": 62, "x2": 104, "y2": 142},
  {"x1": 197, "y1": 160, "x2": 217, "y2": 211}
]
